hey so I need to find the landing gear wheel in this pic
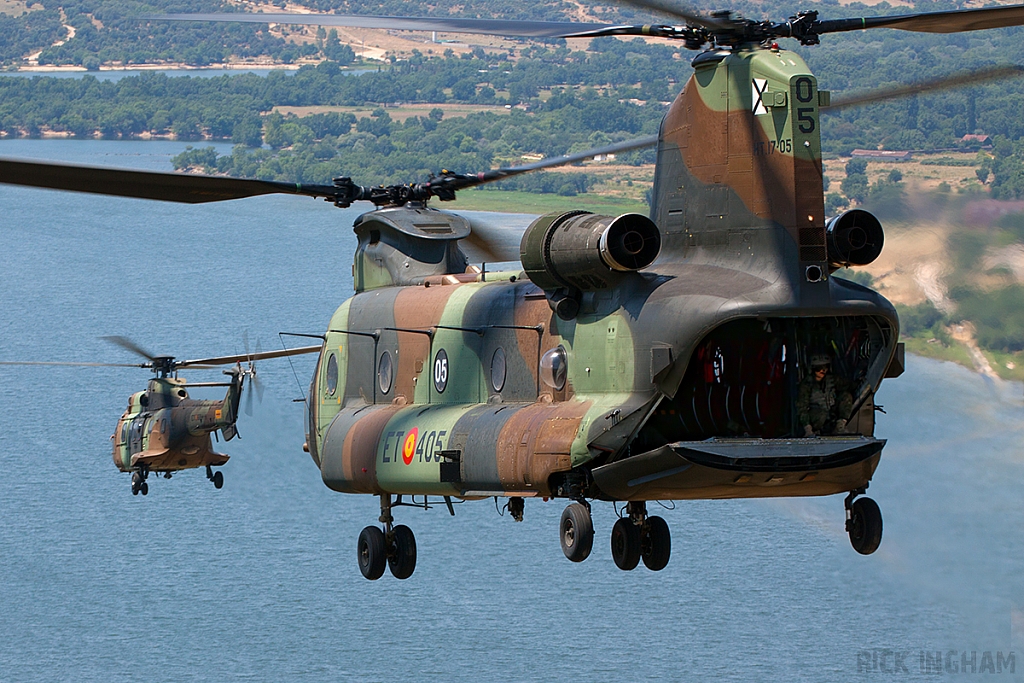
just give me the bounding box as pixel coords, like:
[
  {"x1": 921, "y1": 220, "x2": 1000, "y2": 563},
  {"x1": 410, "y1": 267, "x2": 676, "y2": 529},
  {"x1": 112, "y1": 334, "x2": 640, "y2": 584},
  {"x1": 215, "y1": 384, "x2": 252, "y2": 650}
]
[
  {"x1": 848, "y1": 496, "x2": 882, "y2": 555},
  {"x1": 559, "y1": 502, "x2": 594, "y2": 563},
  {"x1": 641, "y1": 516, "x2": 671, "y2": 571},
  {"x1": 140, "y1": 481, "x2": 149, "y2": 496},
  {"x1": 387, "y1": 524, "x2": 417, "y2": 580},
  {"x1": 212, "y1": 470, "x2": 224, "y2": 490},
  {"x1": 610, "y1": 517, "x2": 641, "y2": 571},
  {"x1": 357, "y1": 526, "x2": 386, "y2": 580},
  {"x1": 131, "y1": 471, "x2": 142, "y2": 496}
]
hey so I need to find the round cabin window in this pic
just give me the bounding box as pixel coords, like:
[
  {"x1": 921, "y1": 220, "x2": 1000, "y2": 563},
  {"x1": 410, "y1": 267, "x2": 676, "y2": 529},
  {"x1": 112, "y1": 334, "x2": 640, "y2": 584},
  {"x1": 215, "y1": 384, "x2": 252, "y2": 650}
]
[
  {"x1": 490, "y1": 347, "x2": 507, "y2": 393},
  {"x1": 540, "y1": 346, "x2": 567, "y2": 391},
  {"x1": 326, "y1": 353, "x2": 339, "y2": 396},
  {"x1": 378, "y1": 351, "x2": 394, "y2": 395}
]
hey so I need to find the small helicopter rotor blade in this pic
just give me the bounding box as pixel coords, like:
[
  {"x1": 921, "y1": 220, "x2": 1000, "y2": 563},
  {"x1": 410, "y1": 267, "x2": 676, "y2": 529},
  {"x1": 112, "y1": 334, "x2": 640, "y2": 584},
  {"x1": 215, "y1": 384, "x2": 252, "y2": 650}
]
[
  {"x1": 244, "y1": 378, "x2": 254, "y2": 417},
  {"x1": 101, "y1": 335, "x2": 160, "y2": 361},
  {"x1": 823, "y1": 65, "x2": 1024, "y2": 112},
  {"x1": 0, "y1": 361, "x2": 144, "y2": 368},
  {"x1": 0, "y1": 157, "x2": 341, "y2": 204},
  {"x1": 462, "y1": 217, "x2": 523, "y2": 263},
  {"x1": 176, "y1": 345, "x2": 321, "y2": 368},
  {"x1": 253, "y1": 371, "x2": 265, "y2": 402},
  {"x1": 816, "y1": 4, "x2": 1024, "y2": 36}
]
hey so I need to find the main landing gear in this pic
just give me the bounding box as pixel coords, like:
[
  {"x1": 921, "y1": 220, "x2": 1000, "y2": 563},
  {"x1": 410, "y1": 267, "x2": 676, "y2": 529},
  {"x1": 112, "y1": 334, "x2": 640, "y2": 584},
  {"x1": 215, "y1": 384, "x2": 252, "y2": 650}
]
[
  {"x1": 845, "y1": 488, "x2": 882, "y2": 555},
  {"x1": 558, "y1": 501, "x2": 672, "y2": 570},
  {"x1": 610, "y1": 502, "x2": 671, "y2": 571},
  {"x1": 130, "y1": 469, "x2": 148, "y2": 496},
  {"x1": 205, "y1": 465, "x2": 224, "y2": 490},
  {"x1": 357, "y1": 494, "x2": 417, "y2": 580}
]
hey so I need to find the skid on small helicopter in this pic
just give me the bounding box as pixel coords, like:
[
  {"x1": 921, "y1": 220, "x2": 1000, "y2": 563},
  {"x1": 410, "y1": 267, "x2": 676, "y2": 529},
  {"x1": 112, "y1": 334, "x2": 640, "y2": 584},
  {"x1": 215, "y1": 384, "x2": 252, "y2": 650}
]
[
  {"x1": 1, "y1": 337, "x2": 319, "y2": 495},
  {"x1": 3, "y1": 0, "x2": 1024, "y2": 579}
]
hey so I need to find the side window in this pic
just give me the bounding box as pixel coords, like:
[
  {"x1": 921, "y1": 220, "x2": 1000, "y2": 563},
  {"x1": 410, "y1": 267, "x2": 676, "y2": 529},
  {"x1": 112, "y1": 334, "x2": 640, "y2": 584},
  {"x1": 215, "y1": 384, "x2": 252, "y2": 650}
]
[{"x1": 325, "y1": 353, "x2": 338, "y2": 396}]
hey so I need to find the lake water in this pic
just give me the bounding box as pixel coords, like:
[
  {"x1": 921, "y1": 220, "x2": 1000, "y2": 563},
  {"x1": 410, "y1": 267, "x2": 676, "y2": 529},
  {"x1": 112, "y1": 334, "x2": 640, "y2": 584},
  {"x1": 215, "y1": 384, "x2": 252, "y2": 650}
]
[
  {"x1": 0, "y1": 139, "x2": 1022, "y2": 681},
  {"x1": 0, "y1": 67, "x2": 371, "y2": 81}
]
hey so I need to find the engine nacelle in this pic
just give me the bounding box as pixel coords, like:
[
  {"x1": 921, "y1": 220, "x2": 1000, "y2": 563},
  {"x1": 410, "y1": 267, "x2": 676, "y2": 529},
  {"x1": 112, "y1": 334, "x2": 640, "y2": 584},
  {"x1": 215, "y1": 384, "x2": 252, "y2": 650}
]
[
  {"x1": 520, "y1": 211, "x2": 661, "y2": 294},
  {"x1": 826, "y1": 209, "x2": 884, "y2": 269}
]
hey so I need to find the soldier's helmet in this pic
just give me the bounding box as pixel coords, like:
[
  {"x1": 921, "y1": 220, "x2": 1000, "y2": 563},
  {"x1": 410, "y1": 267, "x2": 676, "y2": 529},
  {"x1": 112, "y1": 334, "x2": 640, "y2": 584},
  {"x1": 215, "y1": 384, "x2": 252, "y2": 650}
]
[{"x1": 810, "y1": 354, "x2": 831, "y2": 368}]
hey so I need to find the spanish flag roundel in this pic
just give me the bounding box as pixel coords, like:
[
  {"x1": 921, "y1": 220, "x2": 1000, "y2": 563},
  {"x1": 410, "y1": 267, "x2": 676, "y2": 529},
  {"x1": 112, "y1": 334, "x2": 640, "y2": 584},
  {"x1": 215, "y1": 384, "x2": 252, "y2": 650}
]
[{"x1": 402, "y1": 428, "x2": 418, "y2": 465}]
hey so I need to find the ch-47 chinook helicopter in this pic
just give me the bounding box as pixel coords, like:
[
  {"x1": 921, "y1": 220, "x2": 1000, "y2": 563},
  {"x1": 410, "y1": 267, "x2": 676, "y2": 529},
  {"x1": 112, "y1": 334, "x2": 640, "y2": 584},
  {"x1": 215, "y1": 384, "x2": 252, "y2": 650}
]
[
  {"x1": 1, "y1": 337, "x2": 319, "y2": 495},
  {"x1": 3, "y1": 0, "x2": 1024, "y2": 579}
]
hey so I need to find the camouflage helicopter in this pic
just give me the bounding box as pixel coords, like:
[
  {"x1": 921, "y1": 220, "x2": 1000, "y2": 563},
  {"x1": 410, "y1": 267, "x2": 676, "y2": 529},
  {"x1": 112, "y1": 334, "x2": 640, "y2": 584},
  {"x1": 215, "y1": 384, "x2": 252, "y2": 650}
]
[
  {"x1": 4, "y1": 0, "x2": 1024, "y2": 579},
  {"x1": 1, "y1": 337, "x2": 319, "y2": 495}
]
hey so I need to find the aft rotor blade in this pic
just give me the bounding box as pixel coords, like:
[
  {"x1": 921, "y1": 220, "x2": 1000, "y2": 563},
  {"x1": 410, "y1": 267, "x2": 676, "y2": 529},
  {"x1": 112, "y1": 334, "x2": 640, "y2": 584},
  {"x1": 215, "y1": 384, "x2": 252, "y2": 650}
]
[
  {"x1": 614, "y1": 0, "x2": 735, "y2": 31},
  {"x1": 177, "y1": 345, "x2": 321, "y2": 368},
  {"x1": 0, "y1": 157, "x2": 340, "y2": 204},
  {"x1": 817, "y1": 4, "x2": 1024, "y2": 36},
  {"x1": 102, "y1": 335, "x2": 160, "y2": 361},
  {"x1": 463, "y1": 217, "x2": 523, "y2": 263},
  {"x1": 0, "y1": 361, "x2": 144, "y2": 368},
  {"x1": 824, "y1": 65, "x2": 1024, "y2": 111},
  {"x1": 149, "y1": 12, "x2": 617, "y2": 38}
]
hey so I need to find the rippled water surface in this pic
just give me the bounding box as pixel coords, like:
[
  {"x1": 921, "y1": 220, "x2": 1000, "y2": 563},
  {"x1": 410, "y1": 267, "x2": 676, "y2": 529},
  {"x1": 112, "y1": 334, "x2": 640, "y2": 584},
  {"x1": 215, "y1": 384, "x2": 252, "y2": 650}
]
[{"x1": 0, "y1": 140, "x2": 1022, "y2": 681}]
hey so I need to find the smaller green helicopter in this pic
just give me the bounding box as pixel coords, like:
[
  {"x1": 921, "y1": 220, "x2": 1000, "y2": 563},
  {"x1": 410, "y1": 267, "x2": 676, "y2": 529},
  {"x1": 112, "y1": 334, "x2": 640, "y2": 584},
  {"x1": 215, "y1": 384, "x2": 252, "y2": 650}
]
[{"x1": 1, "y1": 336, "x2": 319, "y2": 495}]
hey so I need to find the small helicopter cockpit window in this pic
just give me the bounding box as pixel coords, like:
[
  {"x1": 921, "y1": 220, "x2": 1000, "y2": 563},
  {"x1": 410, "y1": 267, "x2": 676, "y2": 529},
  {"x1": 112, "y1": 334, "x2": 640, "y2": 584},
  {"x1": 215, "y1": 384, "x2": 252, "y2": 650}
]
[
  {"x1": 490, "y1": 347, "x2": 507, "y2": 393},
  {"x1": 540, "y1": 346, "x2": 567, "y2": 391},
  {"x1": 325, "y1": 353, "x2": 338, "y2": 396},
  {"x1": 378, "y1": 351, "x2": 394, "y2": 395}
]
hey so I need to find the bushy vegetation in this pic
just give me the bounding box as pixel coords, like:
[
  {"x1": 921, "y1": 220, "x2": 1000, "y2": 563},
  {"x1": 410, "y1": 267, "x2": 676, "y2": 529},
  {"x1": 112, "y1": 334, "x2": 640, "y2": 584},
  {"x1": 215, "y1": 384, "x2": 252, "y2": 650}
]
[{"x1": 170, "y1": 91, "x2": 642, "y2": 190}]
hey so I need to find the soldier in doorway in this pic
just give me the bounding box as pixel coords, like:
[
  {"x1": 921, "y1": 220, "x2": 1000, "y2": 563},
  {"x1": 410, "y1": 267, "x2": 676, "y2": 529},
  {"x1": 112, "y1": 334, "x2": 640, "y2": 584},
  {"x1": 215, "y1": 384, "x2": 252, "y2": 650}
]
[{"x1": 797, "y1": 353, "x2": 853, "y2": 436}]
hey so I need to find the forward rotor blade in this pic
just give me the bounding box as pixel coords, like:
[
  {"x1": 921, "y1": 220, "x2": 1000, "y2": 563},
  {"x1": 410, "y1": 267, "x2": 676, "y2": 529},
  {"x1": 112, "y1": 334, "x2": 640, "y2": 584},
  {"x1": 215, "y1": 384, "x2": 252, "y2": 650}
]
[
  {"x1": 824, "y1": 65, "x2": 1024, "y2": 111},
  {"x1": 177, "y1": 345, "x2": 321, "y2": 368},
  {"x1": 102, "y1": 335, "x2": 159, "y2": 361},
  {"x1": 433, "y1": 134, "x2": 658, "y2": 195},
  {"x1": 148, "y1": 12, "x2": 616, "y2": 39},
  {"x1": 0, "y1": 361, "x2": 143, "y2": 368},
  {"x1": 0, "y1": 157, "x2": 340, "y2": 204},
  {"x1": 253, "y1": 372, "x2": 265, "y2": 402},
  {"x1": 817, "y1": 4, "x2": 1024, "y2": 36}
]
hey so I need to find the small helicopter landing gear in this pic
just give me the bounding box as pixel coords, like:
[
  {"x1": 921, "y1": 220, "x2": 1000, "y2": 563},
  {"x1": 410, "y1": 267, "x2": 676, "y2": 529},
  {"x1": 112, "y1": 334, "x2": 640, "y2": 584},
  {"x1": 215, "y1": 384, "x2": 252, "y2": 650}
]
[
  {"x1": 559, "y1": 501, "x2": 594, "y2": 563},
  {"x1": 205, "y1": 465, "x2": 224, "y2": 490},
  {"x1": 845, "y1": 488, "x2": 882, "y2": 555},
  {"x1": 130, "y1": 469, "x2": 149, "y2": 496},
  {"x1": 357, "y1": 494, "x2": 417, "y2": 580}
]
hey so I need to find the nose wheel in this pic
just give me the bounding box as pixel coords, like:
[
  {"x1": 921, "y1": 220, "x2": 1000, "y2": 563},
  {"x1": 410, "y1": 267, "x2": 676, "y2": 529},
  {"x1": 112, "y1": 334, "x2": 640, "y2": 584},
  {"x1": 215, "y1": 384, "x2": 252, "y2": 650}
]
[
  {"x1": 845, "y1": 489, "x2": 882, "y2": 555},
  {"x1": 357, "y1": 495, "x2": 417, "y2": 580}
]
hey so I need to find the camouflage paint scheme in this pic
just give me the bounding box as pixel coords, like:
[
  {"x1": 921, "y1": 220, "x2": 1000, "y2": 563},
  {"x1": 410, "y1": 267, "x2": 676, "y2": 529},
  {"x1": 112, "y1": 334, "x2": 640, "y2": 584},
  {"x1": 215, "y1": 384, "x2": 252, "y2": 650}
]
[
  {"x1": 112, "y1": 373, "x2": 242, "y2": 474},
  {"x1": 305, "y1": 47, "x2": 900, "y2": 505}
]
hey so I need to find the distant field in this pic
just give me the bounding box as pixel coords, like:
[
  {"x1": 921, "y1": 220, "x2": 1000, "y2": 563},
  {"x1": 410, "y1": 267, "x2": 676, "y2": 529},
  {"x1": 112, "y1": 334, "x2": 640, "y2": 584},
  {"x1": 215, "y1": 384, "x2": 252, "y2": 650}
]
[
  {"x1": 824, "y1": 151, "x2": 984, "y2": 194},
  {"x1": 273, "y1": 103, "x2": 513, "y2": 122},
  {"x1": 0, "y1": 0, "x2": 33, "y2": 16}
]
